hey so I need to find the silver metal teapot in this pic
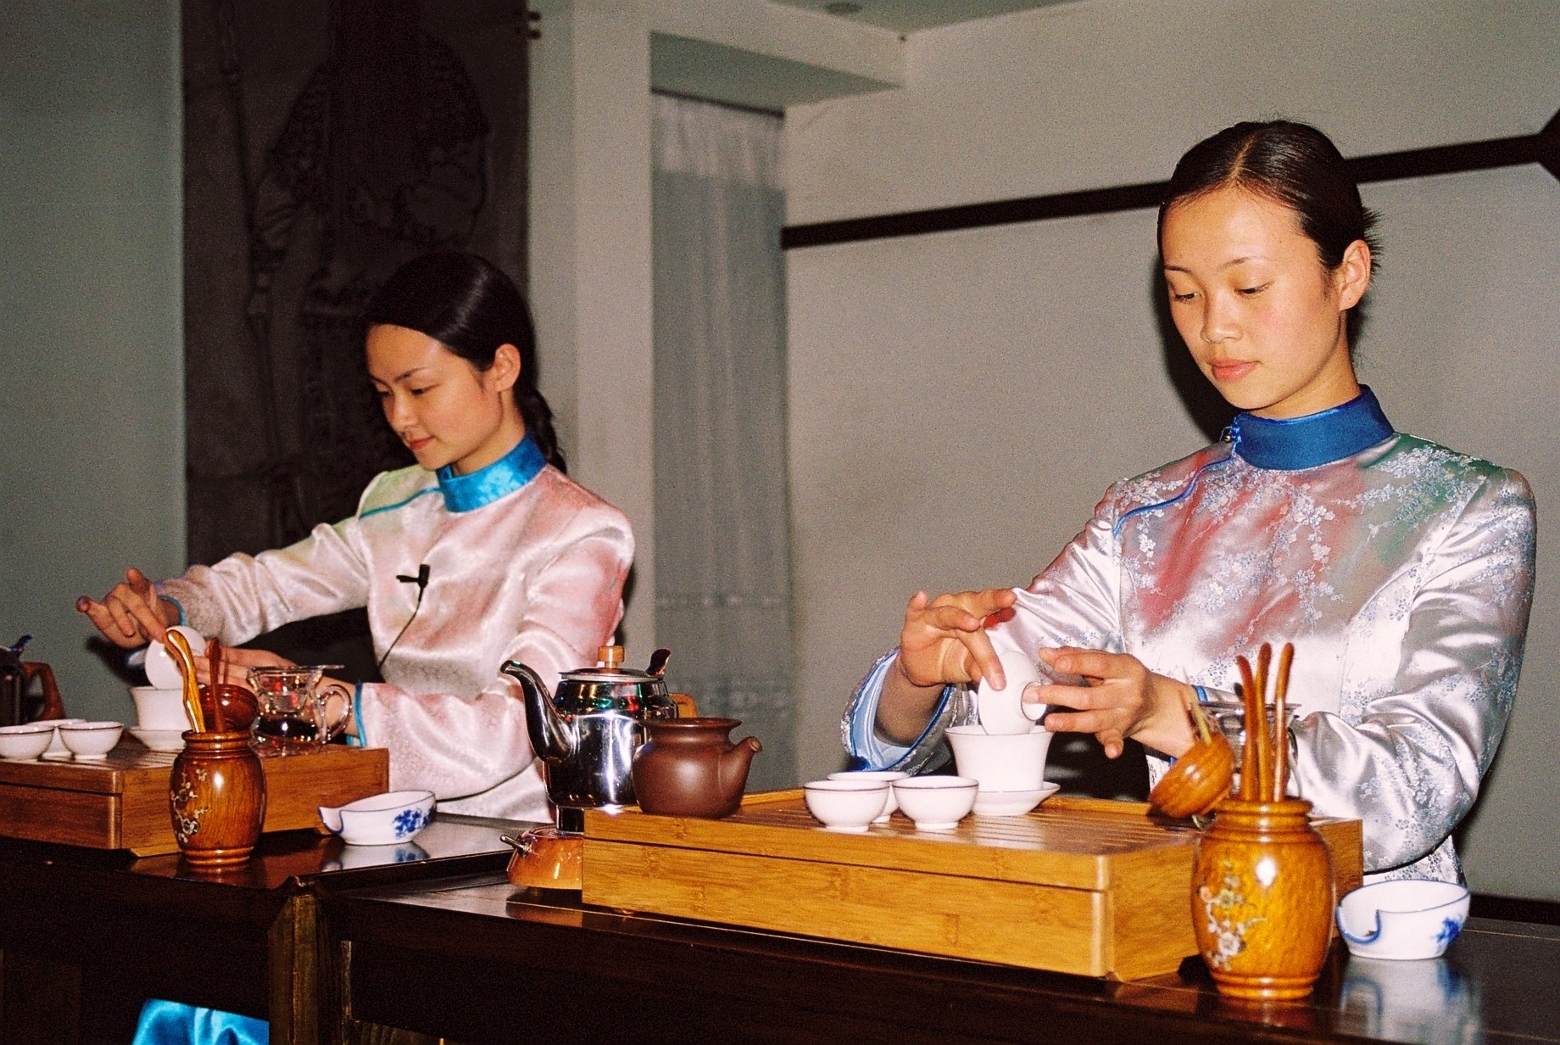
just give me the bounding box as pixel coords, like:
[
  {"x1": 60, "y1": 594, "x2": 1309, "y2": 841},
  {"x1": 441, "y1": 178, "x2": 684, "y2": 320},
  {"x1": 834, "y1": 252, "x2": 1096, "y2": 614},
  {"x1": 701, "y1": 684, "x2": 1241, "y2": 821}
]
[{"x1": 503, "y1": 646, "x2": 680, "y2": 832}]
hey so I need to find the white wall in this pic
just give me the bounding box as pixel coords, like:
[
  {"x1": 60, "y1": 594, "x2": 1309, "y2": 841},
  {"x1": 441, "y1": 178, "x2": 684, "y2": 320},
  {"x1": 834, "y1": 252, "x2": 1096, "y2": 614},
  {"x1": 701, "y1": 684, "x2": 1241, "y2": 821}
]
[
  {"x1": 529, "y1": 0, "x2": 658, "y2": 653},
  {"x1": 785, "y1": 0, "x2": 1560, "y2": 899},
  {"x1": 527, "y1": 0, "x2": 903, "y2": 656},
  {"x1": 0, "y1": 2, "x2": 184, "y2": 722}
]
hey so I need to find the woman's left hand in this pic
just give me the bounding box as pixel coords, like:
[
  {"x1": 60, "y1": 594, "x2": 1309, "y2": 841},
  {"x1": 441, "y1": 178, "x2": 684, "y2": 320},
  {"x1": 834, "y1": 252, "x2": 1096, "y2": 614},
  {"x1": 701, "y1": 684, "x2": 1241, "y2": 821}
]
[{"x1": 1027, "y1": 647, "x2": 1197, "y2": 759}]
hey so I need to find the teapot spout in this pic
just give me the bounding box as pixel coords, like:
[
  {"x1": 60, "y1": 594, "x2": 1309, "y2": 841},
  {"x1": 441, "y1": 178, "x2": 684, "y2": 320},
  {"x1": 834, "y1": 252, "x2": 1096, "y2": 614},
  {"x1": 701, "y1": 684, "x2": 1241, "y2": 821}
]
[
  {"x1": 720, "y1": 735, "x2": 763, "y2": 796},
  {"x1": 502, "y1": 660, "x2": 578, "y2": 761}
]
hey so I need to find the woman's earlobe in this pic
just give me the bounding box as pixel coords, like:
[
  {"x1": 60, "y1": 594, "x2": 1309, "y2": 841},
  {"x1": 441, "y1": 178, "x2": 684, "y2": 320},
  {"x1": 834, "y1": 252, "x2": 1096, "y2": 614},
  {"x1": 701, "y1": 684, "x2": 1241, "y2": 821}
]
[
  {"x1": 492, "y1": 343, "x2": 522, "y2": 392},
  {"x1": 1337, "y1": 239, "x2": 1372, "y2": 309}
]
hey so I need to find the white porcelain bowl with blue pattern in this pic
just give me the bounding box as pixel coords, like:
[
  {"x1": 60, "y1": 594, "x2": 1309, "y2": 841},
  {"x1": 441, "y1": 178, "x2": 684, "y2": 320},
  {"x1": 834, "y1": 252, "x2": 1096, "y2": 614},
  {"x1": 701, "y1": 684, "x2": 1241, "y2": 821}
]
[
  {"x1": 1337, "y1": 880, "x2": 1470, "y2": 961},
  {"x1": 320, "y1": 790, "x2": 435, "y2": 846}
]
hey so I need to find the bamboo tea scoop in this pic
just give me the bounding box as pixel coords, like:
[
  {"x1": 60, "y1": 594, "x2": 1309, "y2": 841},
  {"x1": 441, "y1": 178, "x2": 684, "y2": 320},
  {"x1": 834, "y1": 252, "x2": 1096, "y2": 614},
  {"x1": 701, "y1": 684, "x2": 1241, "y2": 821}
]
[{"x1": 164, "y1": 629, "x2": 206, "y2": 733}]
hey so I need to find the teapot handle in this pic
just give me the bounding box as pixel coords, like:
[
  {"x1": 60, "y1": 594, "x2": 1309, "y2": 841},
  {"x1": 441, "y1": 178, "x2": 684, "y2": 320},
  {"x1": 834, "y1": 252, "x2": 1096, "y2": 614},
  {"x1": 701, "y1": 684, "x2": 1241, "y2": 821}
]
[
  {"x1": 671, "y1": 692, "x2": 697, "y2": 717},
  {"x1": 316, "y1": 681, "x2": 354, "y2": 742},
  {"x1": 22, "y1": 662, "x2": 65, "y2": 721}
]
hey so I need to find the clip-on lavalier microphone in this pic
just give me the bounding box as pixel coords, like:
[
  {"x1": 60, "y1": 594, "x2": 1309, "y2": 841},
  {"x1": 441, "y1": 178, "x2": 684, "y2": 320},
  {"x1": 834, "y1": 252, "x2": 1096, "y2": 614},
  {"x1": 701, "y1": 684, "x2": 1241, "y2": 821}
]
[{"x1": 377, "y1": 564, "x2": 431, "y2": 675}]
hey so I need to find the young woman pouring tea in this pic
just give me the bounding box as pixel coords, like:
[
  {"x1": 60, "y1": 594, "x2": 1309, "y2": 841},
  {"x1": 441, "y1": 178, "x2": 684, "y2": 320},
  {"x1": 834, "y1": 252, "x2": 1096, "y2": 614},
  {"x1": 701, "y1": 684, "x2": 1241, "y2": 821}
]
[
  {"x1": 843, "y1": 120, "x2": 1535, "y2": 885},
  {"x1": 79, "y1": 250, "x2": 633, "y2": 824}
]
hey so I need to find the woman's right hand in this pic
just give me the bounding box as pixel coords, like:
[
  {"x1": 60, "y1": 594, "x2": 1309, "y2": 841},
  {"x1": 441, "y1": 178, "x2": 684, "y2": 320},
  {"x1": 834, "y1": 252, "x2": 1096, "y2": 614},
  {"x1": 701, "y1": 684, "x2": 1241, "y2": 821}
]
[
  {"x1": 877, "y1": 588, "x2": 1018, "y2": 744},
  {"x1": 897, "y1": 588, "x2": 1019, "y2": 689},
  {"x1": 75, "y1": 568, "x2": 180, "y2": 649}
]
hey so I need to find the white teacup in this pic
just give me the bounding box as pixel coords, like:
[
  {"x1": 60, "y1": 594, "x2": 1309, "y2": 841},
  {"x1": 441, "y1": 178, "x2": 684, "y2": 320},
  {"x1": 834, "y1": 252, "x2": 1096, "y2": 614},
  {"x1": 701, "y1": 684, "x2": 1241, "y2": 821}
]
[
  {"x1": 827, "y1": 770, "x2": 909, "y2": 821},
  {"x1": 946, "y1": 725, "x2": 1053, "y2": 792},
  {"x1": 131, "y1": 686, "x2": 195, "y2": 731}
]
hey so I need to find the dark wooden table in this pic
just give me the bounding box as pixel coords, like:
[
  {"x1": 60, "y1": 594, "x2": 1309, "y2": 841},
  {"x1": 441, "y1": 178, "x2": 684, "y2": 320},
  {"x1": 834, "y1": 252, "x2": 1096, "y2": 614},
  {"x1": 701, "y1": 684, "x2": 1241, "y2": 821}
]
[
  {"x1": 0, "y1": 815, "x2": 512, "y2": 1045},
  {"x1": 327, "y1": 875, "x2": 1560, "y2": 1045}
]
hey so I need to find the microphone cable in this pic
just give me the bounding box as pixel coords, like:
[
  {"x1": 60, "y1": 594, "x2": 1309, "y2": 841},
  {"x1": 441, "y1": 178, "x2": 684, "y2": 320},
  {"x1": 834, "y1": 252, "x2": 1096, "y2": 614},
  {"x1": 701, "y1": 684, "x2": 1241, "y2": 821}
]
[{"x1": 376, "y1": 564, "x2": 430, "y2": 676}]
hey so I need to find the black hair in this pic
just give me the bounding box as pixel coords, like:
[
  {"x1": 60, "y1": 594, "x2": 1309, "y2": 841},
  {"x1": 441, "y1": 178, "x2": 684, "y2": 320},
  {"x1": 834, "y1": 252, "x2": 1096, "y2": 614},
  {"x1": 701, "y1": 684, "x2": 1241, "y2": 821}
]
[
  {"x1": 1158, "y1": 120, "x2": 1380, "y2": 347},
  {"x1": 364, "y1": 251, "x2": 566, "y2": 472}
]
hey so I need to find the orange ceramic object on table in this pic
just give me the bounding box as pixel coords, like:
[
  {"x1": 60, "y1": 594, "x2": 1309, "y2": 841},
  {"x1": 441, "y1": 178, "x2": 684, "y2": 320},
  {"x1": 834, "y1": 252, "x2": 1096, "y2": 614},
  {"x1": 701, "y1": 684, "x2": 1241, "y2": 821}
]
[{"x1": 169, "y1": 729, "x2": 267, "y2": 869}]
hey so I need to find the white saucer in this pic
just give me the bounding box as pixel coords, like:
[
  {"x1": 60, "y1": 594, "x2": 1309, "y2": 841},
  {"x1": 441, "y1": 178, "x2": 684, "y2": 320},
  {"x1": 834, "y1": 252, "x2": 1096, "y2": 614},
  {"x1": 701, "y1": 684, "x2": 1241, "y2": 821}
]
[
  {"x1": 129, "y1": 728, "x2": 186, "y2": 752},
  {"x1": 975, "y1": 648, "x2": 1044, "y2": 735},
  {"x1": 973, "y1": 782, "x2": 1060, "y2": 817}
]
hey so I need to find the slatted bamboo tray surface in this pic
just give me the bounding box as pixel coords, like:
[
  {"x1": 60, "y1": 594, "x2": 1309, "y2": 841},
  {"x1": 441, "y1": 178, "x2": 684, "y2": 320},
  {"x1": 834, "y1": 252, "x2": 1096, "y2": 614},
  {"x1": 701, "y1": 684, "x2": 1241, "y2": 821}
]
[
  {"x1": 0, "y1": 741, "x2": 389, "y2": 855},
  {"x1": 582, "y1": 791, "x2": 1363, "y2": 981}
]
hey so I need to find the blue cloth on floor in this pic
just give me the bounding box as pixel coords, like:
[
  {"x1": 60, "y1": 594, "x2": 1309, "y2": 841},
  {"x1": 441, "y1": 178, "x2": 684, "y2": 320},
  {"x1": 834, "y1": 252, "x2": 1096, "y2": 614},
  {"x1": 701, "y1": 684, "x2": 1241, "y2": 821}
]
[{"x1": 131, "y1": 1000, "x2": 268, "y2": 1045}]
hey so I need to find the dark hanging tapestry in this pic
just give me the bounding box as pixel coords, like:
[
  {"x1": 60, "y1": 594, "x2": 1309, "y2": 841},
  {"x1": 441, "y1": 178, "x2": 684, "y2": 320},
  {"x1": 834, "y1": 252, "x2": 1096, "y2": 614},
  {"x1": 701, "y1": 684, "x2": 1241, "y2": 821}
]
[{"x1": 182, "y1": 0, "x2": 529, "y2": 569}]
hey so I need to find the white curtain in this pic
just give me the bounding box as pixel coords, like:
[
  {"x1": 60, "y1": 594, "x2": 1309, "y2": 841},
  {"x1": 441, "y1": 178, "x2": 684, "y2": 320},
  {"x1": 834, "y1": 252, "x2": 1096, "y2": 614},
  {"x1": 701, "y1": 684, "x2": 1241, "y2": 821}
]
[{"x1": 652, "y1": 94, "x2": 793, "y2": 790}]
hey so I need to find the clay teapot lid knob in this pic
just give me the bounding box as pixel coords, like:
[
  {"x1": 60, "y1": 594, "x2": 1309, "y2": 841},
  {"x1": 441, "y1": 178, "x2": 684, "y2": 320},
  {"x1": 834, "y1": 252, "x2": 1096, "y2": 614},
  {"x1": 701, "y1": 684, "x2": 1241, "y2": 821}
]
[{"x1": 597, "y1": 645, "x2": 624, "y2": 669}]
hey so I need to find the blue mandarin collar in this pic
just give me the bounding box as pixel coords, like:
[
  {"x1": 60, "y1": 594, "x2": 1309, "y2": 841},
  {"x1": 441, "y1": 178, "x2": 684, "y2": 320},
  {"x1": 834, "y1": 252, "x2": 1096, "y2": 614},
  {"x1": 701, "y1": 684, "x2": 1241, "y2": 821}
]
[
  {"x1": 437, "y1": 434, "x2": 546, "y2": 512},
  {"x1": 1231, "y1": 387, "x2": 1394, "y2": 471}
]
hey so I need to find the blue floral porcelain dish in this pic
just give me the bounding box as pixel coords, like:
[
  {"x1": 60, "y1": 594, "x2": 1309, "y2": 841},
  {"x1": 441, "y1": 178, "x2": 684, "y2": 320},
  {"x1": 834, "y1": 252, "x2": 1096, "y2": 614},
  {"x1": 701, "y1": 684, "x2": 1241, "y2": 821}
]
[
  {"x1": 319, "y1": 789, "x2": 435, "y2": 846},
  {"x1": 1337, "y1": 879, "x2": 1470, "y2": 961}
]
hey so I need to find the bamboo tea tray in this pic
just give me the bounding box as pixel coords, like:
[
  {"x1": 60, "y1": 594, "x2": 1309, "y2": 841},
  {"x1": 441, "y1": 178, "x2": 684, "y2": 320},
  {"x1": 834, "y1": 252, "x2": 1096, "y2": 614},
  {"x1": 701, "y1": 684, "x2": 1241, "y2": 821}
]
[
  {"x1": 0, "y1": 741, "x2": 389, "y2": 855},
  {"x1": 583, "y1": 791, "x2": 1362, "y2": 980}
]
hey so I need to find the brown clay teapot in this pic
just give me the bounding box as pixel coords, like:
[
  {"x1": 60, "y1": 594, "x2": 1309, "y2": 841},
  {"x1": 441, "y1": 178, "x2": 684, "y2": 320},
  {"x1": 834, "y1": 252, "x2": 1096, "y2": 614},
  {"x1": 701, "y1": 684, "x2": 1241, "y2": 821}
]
[{"x1": 631, "y1": 717, "x2": 761, "y2": 819}]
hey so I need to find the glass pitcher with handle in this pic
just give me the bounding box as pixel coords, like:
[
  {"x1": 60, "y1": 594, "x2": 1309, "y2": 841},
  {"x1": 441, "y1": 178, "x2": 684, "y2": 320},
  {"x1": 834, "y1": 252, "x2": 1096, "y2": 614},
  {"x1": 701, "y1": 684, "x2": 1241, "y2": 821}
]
[{"x1": 246, "y1": 666, "x2": 350, "y2": 754}]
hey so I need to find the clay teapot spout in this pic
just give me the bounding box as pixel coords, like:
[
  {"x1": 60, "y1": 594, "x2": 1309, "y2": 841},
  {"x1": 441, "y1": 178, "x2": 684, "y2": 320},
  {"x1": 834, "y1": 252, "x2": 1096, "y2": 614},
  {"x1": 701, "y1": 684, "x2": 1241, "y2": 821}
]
[
  {"x1": 720, "y1": 735, "x2": 763, "y2": 795},
  {"x1": 502, "y1": 660, "x2": 578, "y2": 763}
]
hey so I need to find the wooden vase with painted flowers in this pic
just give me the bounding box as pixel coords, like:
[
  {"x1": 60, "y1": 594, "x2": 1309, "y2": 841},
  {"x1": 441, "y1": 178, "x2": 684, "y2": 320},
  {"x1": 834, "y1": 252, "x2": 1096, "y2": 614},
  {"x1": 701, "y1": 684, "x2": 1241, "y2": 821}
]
[
  {"x1": 169, "y1": 729, "x2": 267, "y2": 869},
  {"x1": 1191, "y1": 643, "x2": 1334, "y2": 1001}
]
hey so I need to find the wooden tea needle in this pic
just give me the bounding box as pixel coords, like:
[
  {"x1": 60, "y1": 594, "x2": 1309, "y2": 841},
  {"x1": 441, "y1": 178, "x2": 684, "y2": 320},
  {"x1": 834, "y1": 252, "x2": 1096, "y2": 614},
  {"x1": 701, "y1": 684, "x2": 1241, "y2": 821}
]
[
  {"x1": 1236, "y1": 655, "x2": 1258, "y2": 801},
  {"x1": 1254, "y1": 642, "x2": 1273, "y2": 801},
  {"x1": 1273, "y1": 642, "x2": 1294, "y2": 800}
]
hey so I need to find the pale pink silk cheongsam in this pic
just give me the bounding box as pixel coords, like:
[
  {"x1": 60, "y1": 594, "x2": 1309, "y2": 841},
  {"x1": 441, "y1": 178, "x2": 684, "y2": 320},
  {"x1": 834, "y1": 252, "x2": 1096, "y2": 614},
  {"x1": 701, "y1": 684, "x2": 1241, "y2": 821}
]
[
  {"x1": 845, "y1": 389, "x2": 1535, "y2": 883},
  {"x1": 159, "y1": 435, "x2": 632, "y2": 821}
]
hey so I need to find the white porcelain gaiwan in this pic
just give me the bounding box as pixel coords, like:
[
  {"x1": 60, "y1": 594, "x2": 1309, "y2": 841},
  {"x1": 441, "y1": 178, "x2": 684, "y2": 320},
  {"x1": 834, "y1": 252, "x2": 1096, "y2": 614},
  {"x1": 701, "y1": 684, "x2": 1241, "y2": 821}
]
[
  {"x1": 1337, "y1": 880, "x2": 1471, "y2": 960},
  {"x1": 320, "y1": 790, "x2": 435, "y2": 846},
  {"x1": 131, "y1": 685, "x2": 195, "y2": 731}
]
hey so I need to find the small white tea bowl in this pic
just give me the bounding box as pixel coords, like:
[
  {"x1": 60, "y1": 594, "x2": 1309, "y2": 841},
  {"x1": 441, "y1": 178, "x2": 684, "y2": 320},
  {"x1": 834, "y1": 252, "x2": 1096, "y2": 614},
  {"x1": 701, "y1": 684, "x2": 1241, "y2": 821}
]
[
  {"x1": 891, "y1": 776, "x2": 979, "y2": 831},
  {"x1": 319, "y1": 790, "x2": 436, "y2": 846},
  {"x1": 59, "y1": 721, "x2": 125, "y2": 761},
  {"x1": 131, "y1": 686, "x2": 195, "y2": 731},
  {"x1": 803, "y1": 778, "x2": 889, "y2": 832},
  {"x1": 1337, "y1": 880, "x2": 1471, "y2": 961},
  {"x1": 827, "y1": 770, "x2": 909, "y2": 821},
  {"x1": 40, "y1": 717, "x2": 87, "y2": 759},
  {"x1": 0, "y1": 723, "x2": 59, "y2": 761}
]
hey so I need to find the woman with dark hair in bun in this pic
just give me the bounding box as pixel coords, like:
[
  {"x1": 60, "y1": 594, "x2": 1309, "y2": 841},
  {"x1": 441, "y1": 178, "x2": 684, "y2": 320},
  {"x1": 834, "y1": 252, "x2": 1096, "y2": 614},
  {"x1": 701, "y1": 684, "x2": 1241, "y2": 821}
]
[
  {"x1": 844, "y1": 121, "x2": 1535, "y2": 885},
  {"x1": 81, "y1": 251, "x2": 632, "y2": 823}
]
